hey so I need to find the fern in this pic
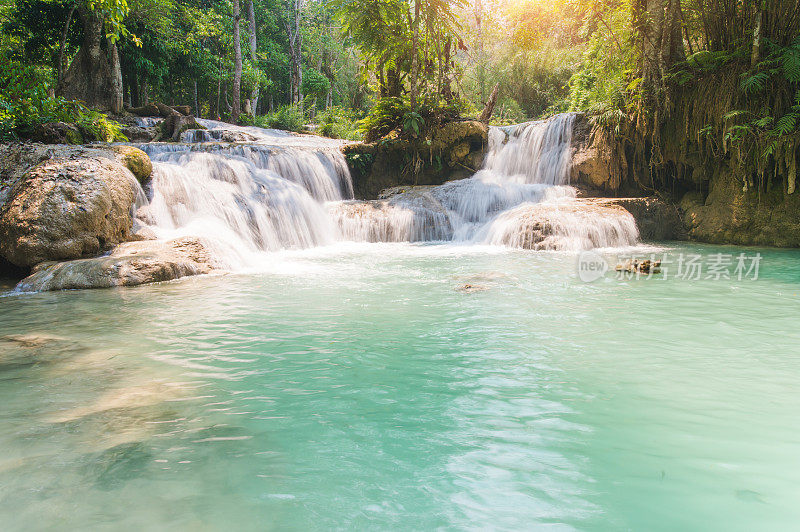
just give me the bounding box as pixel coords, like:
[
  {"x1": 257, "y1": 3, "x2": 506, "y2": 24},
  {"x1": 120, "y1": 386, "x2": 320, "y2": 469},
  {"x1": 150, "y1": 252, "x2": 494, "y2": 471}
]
[
  {"x1": 773, "y1": 113, "x2": 798, "y2": 135},
  {"x1": 753, "y1": 115, "x2": 774, "y2": 128},
  {"x1": 782, "y1": 48, "x2": 800, "y2": 84},
  {"x1": 723, "y1": 110, "x2": 749, "y2": 121},
  {"x1": 740, "y1": 72, "x2": 770, "y2": 94}
]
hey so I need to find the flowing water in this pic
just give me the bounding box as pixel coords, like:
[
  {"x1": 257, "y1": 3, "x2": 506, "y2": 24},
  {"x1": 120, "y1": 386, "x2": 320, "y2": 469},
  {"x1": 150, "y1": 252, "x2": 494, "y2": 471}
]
[
  {"x1": 133, "y1": 113, "x2": 637, "y2": 266},
  {"x1": 2, "y1": 116, "x2": 800, "y2": 529}
]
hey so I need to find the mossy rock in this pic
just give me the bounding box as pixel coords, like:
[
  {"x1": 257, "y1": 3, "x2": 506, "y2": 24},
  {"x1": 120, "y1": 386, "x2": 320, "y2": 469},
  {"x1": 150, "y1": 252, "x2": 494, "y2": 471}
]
[{"x1": 109, "y1": 146, "x2": 153, "y2": 184}]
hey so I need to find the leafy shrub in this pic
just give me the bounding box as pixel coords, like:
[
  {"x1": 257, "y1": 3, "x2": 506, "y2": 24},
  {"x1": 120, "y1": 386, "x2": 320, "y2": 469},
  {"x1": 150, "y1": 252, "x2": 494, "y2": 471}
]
[
  {"x1": 315, "y1": 106, "x2": 362, "y2": 140},
  {"x1": 359, "y1": 97, "x2": 409, "y2": 141},
  {"x1": 360, "y1": 95, "x2": 469, "y2": 142},
  {"x1": 76, "y1": 109, "x2": 127, "y2": 142},
  {"x1": 242, "y1": 104, "x2": 306, "y2": 133},
  {"x1": 0, "y1": 58, "x2": 126, "y2": 142}
]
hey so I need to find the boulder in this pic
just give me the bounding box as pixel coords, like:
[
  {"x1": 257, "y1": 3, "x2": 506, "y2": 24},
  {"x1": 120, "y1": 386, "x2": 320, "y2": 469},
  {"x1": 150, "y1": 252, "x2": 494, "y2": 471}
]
[
  {"x1": 107, "y1": 146, "x2": 152, "y2": 183},
  {"x1": 16, "y1": 237, "x2": 218, "y2": 291},
  {"x1": 24, "y1": 122, "x2": 84, "y2": 145},
  {"x1": 157, "y1": 114, "x2": 205, "y2": 142},
  {"x1": 0, "y1": 156, "x2": 141, "y2": 267},
  {"x1": 0, "y1": 144, "x2": 154, "y2": 207},
  {"x1": 569, "y1": 113, "x2": 625, "y2": 191},
  {"x1": 121, "y1": 125, "x2": 156, "y2": 143},
  {"x1": 615, "y1": 258, "x2": 662, "y2": 274}
]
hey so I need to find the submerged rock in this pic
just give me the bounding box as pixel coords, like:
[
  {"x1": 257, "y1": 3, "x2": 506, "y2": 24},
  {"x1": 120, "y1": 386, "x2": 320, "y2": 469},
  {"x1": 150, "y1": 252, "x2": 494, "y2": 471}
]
[
  {"x1": 329, "y1": 186, "x2": 453, "y2": 242},
  {"x1": 15, "y1": 237, "x2": 219, "y2": 291},
  {"x1": 615, "y1": 258, "x2": 662, "y2": 274},
  {"x1": 0, "y1": 156, "x2": 144, "y2": 268}
]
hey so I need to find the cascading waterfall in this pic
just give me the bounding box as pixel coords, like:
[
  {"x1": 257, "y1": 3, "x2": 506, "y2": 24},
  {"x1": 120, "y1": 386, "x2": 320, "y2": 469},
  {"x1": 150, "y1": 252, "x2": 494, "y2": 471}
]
[
  {"x1": 134, "y1": 120, "x2": 352, "y2": 267},
  {"x1": 131, "y1": 113, "x2": 639, "y2": 269},
  {"x1": 330, "y1": 113, "x2": 639, "y2": 249}
]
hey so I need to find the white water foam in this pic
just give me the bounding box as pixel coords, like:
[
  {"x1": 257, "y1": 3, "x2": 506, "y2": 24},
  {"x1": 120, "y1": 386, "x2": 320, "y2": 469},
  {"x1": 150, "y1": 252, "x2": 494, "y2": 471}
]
[{"x1": 131, "y1": 113, "x2": 639, "y2": 270}]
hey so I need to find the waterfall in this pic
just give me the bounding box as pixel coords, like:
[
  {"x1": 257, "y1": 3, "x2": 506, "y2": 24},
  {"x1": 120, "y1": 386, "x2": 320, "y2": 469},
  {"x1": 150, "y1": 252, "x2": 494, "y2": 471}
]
[
  {"x1": 134, "y1": 122, "x2": 353, "y2": 267},
  {"x1": 132, "y1": 113, "x2": 639, "y2": 269},
  {"x1": 332, "y1": 113, "x2": 639, "y2": 249}
]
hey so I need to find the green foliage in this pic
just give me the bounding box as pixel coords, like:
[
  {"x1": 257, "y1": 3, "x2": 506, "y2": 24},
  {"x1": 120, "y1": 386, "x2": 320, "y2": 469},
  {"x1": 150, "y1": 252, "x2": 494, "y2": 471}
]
[
  {"x1": 402, "y1": 111, "x2": 423, "y2": 136},
  {"x1": 76, "y1": 109, "x2": 127, "y2": 142},
  {"x1": 359, "y1": 96, "x2": 409, "y2": 140},
  {"x1": 344, "y1": 150, "x2": 373, "y2": 175},
  {"x1": 0, "y1": 57, "x2": 125, "y2": 141},
  {"x1": 243, "y1": 104, "x2": 306, "y2": 132},
  {"x1": 315, "y1": 106, "x2": 362, "y2": 140},
  {"x1": 301, "y1": 68, "x2": 331, "y2": 101}
]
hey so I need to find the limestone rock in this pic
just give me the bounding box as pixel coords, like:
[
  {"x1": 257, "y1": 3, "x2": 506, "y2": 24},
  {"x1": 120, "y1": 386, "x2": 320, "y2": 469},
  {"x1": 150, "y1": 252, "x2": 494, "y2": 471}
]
[
  {"x1": 590, "y1": 197, "x2": 685, "y2": 240},
  {"x1": 344, "y1": 119, "x2": 488, "y2": 199},
  {"x1": 107, "y1": 146, "x2": 152, "y2": 183},
  {"x1": 615, "y1": 258, "x2": 662, "y2": 274},
  {"x1": 0, "y1": 144, "x2": 153, "y2": 208},
  {"x1": 24, "y1": 122, "x2": 84, "y2": 145},
  {"x1": 0, "y1": 156, "x2": 141, "y2": 267},
  {"x1": 15, "y1": 237, "x2": 218, "y2": 291},
  {"x1": 569, "y1": 113, "x2": 624, "y2": 191},
  {"x1": 121, "y1": 125, "x2": 156, "y2": 143},
  {"x1": 679, "y1": 170, "x2": 800, "y2": 247}
]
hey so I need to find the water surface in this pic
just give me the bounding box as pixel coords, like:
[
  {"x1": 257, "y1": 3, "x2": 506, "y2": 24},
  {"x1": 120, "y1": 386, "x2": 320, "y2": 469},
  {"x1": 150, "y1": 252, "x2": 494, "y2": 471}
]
[{"x1": 1, "y1": 243, "x2": 800, "y2": 530}]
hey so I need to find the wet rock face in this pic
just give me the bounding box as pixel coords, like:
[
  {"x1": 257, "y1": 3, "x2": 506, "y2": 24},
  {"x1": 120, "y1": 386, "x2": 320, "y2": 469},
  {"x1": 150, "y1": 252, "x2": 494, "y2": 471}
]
[
  {"x1": 343, "y1": 120, "x2": 488, "y2": 199},
  {"x1": 0, "y1": 156, "x2": 141, "y2": 268},
  {"x1": 569, "y1": 113, "x2": 625, "y2": 192},
  {"x1": 680, "y1": 170, "x2": 800, "y2": 247},
  {"x1": 15, "y1": 238, "x2": 218, "y2": 291},
  {"x1": 592, "y1": 197, "x2": 685, "y2": 241},
  {"x1": 108, "y1": 146, "x2": 153, "y2": 184}
]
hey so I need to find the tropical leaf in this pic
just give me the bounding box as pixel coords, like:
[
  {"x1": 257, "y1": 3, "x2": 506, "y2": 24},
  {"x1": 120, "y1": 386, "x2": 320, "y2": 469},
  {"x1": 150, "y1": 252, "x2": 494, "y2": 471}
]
[
  {"x1": 782, "y1": 48, "x2": 800, "y2": 83},
  {"x1": 773, "y1": 113, "x2": 798, "y2": 135},
  {"x1": 740, "y1": 72, "x2": 770, "y2": 94}
]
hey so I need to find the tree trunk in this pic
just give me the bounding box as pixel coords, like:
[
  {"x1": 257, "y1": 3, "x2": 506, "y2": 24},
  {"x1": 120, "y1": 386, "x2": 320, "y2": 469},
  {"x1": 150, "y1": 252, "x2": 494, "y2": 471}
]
[
  {"x1": 108, "y1": 39, "x2": 123, "y2": 113},
  {"x1": 247, "y1": 0, "x2": 259, "y2": 113},
  {"x1": 285, "y1": 0, "x2": 303, "y2": 105},
  {"x1": 193, "y1": 79, "x2": 200, "y2": 117},
  {"x1": 232, "y1": 0, "x2": 242, "y2": 122},
  {"x1": 479, "y1": 83, "x2": 499, "y2": 123},
  {"x1": 751, "y1": 6, "x2": 763, "y2": 67},
  {"x1": 57, "y1": 5, "x2": 76, "y2": 86},
  {"x1": 474, "y1": 0, "x2": 485, "y2": 103},
  {"x1": 58, "y1": 9, "x2": 124, "y2": 112},
  {"x1": 410, "y1": 0, "x2": 420, "y2": 109},
  {"x1": 639, "y1": 0, "x2": 685, "y2": 113}
]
